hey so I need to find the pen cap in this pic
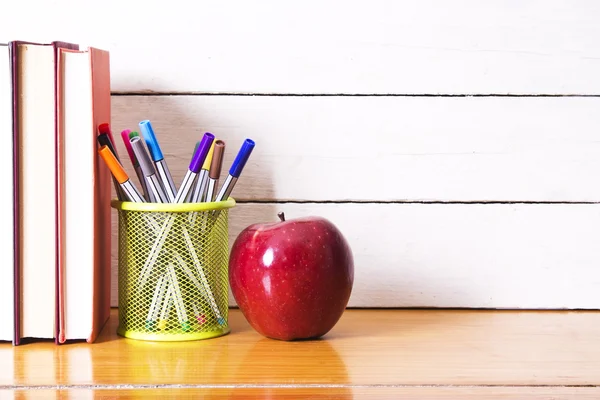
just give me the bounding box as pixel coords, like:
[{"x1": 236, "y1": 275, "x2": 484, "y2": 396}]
[
  {"x1": 202, "y1": 141, "x2": 216, "y2": 170},
  {"x1": 99, "y1": 145, "x2": 128, "y2": 184},
  {"x1": 129, "y1": 131, "x2": 139, "y2": 139},
  {"x1": 139, "y1": 120, "x2": 163, "y2": 161},
  {"x1": 98, "y1": 123, "x2": 120, "y2": 159},
  {"x1": 189, "y1": 132, "x2": 215, "y2": 173},
  {"x1": 120, "y1": 129, "x2": 138, "y2": 166},
  {"x1": 209, "y1": 140, "x2": 225, "y2": 179},
  {"x1": 98, "y1": 134, "x2": 119, "y2": 161},
  {"x1": 229, "y1": 139, "x2": 255, "y2": 178},
  {"x1": 131, "y1": 136, "x2": 157, "y2": 177}
]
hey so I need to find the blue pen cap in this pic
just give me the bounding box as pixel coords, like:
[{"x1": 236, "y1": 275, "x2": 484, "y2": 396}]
[
  {"x1": 229, "y1": 139, "x2": 255, "y2": 178},
  {"x1": 139, "y1": 120, "x2": 163, "y2": 161}
]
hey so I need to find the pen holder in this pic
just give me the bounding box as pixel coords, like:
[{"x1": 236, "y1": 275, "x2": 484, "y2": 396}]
[{"x1": 112, "y1": 197, "x2": 235, "y2": 341}]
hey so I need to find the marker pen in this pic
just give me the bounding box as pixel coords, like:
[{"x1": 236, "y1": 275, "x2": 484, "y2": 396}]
[
  {"x1": 98, "y1": 146, "x2": 145, "y2": 203},
  {"x1": 139, "y1": 120, "x2": 177, "y2": 202},
  {"x1": 130, "y1": 136, "x2": 168, "y2": 203},
  {"x1": 167, "y1": 263, "x2": 190, "y2": 332},
  {"x1": 97, "y1": 133, "x2": 119, "y2": 161},
  {"x1": 190, "y1": 138, "x2": 215, "y2": 203},
  {"x1": 206, "y1": 140, "x2": 225, "y2": 202},
  {"x1": 146, "y1": 274, "x2": 168, "y2": 331},
  {"x1": 97, "y1": 133, "x2": 126, "y2": 201},
  {"x1": 215, "y1": 139, "x2": 255, "y2": 202},
  {"x1": 174, "y1": 132, "x2": 214, "y2": 204},
  {"x1": 121, "y1": 129, "x2": 150, "y2": 201},
  {"x1": 192, "y1": 304, "x2": 207, "y2": 326},
  {"x1": 98, "y1": 123, "x2": 120, "y2": 160},
  {"x1": 158, "y1": 285, "x2": 173, "y2": 331},
  {"x1": 187, "y1": 141, "x2": 200, "y2": 202},
  {"x1": 128, "y1": 130, "x2": 156, "y2": 201}
]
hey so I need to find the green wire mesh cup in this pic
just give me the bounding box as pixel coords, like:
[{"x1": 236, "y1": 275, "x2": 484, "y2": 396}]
[{"x1": 112, "y1": 197, "x2": 235, "y2": 341}]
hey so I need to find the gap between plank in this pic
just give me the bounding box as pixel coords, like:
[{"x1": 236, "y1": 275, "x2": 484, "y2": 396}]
[
  {"x1": 111, "y1": 92, "x2": 600, "y2": 97},
  {"x1": 235, "y1": 200, "x2": 600, "y2": 205},
  {"x1": 3, "y1": 384, "x2": 600, "y2": 390}
]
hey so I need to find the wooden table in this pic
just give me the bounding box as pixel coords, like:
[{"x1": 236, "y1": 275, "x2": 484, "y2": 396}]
[{"x1": 1, "y1": 309, "x2": 599, "y2": 398}]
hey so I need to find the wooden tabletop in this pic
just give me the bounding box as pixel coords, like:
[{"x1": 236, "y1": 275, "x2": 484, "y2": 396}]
[{"x1": 1, "y1": 308, "x2": 600, "y2": 398}]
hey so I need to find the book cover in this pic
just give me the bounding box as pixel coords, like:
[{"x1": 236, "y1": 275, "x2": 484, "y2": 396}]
[{"x1": 56, "y1": 46, "x2": 111, "y2": 344}]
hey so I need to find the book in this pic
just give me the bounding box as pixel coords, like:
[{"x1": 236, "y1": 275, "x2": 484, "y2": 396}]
[
  {"x1": 0, "y1": 43, "x2": 14, "y2": 343},
  {"x1": 11, "y1": 40, "x2": 78, "y2": 344},
  {"x1": 57, "y1": 46, "x2": 111, "y2": 343}
]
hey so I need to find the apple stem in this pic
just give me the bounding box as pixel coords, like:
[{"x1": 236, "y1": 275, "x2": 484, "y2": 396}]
[{"x1": 278, "y1": 212, "x2": 285, "y2": 222}]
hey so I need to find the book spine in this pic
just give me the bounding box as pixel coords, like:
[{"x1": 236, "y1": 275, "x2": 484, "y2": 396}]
[
  {"x1": 9, "y1": 42, "x2": 20, "y2": 346},
  {"x1": 54, "y1": 42, "x2": 79, "y2": 345}
]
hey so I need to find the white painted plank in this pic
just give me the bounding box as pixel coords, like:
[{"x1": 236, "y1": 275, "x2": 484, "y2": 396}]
[
  {"x1": 110, "y1": 203, "x2": 600, "y2": 308},
  {"x1": 3, "y1": 0, "x2": 600, "y2": 94},
  {"x1": 111, "y1": 95, "x2": 600, "y2": 202}
]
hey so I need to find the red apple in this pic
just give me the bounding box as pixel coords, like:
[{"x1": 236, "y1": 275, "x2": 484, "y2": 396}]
[{"x1": 229, "y1": 212, "x2": 354, "y2": 341}]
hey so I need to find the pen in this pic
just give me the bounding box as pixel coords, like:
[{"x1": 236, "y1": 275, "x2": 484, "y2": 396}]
[
  {"x1": 127, "y1": 131, "x2": 158, "y2": 201},
  {"x1": 98, "y1": 123, "x2": 120, "y2": 160},
  {"x1": 98, "y1": 145, "x2": 145, "y2": 203},
  {"x1": 167, "y1": 263, "x2": 190, "y2": 331},
  {"x1": 121, "y1": 129, "x2": 151, "y2": 202},
  {"x1": 120, "y1": 129, "x2": 136, "y2": 164},
  {"x1": 186, "y1": 141, "x2": 200, "y2": 202},
  {"x1": 205, "y1": 140, "x2": 225, "y2": 202},
  {"x1": 139, "y1": 120, "x2": 177, "y2": 202},
  {"x1": 97, "y1": 133, "x2": 119, "y2": 161},
  {"x1": 188, "y1": 139, "x2": 214, "y2": 225},
  {"x1": 215, "y1": 139, "x2": 255, "y2": 203},
  {"x1": 97, "y1": 132, "x2": 126, "y2": 201},
  {"x1": 131, "y1": 136, "x2": 169, "y2": 203},
  {"x1": 146, "y1": 274, "x2": 168, "y2": 331},
  {"x1": 158, "y1": 284, "x2": 173, "y2": 330},
  {"x1": 192, "y1": 304, "x2": 207, "y2": 326},
  {"x1": 190, "y1": 139, "x2": 215, "y2": 203},
  {"x1": 174, "y1": 132, "x2": 215, "y2": 203}
]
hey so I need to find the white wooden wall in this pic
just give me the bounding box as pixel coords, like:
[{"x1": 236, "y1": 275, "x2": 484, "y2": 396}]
[{"x1": 4, "y1": 0, "x2": 600, "y2": 309}]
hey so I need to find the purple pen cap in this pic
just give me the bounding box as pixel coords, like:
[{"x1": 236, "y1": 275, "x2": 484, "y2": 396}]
[{"x1": 189, "y1": 132, "x2": 215, "y2": 173}]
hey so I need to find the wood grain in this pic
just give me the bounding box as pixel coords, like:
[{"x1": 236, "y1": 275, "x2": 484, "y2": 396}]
[
  {"x1": 110, "y1": 203, "x2": 600, "y2": 308},
  {"x1": 111, "y1": 95, "x2": 600, "y2": 202},
  {"x1": 1, "y1": 309, "x2": 600, "y2": 388},
  {"x1": 3, "y1": 387, "x2": 600, "y2": 399},
  {"x1": 3, "y1": 1, "x2": 600, "y2": 94}
]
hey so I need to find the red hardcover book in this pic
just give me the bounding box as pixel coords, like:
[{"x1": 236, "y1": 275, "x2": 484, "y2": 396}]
[
  {"x1": 57, "y1": 46, "x2": 112, "y2": 344},
  {"x1": 9, "y1": 40, "x2": 78, "y2": 345}
]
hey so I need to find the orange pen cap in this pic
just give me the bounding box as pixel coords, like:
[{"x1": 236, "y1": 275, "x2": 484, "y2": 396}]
[{"x1": 99, "y1": 145, "x2": 128, "y2": 184}]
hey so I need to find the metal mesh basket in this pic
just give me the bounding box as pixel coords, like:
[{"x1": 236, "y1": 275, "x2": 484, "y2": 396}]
[{"x1": 112, "y1": 198, "x2": 235, "y2": 341}]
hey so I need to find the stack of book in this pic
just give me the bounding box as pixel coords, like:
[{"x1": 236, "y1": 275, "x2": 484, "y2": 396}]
[{"x1": 0, "y1": 40, "x2": 112, "y2": 345}]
